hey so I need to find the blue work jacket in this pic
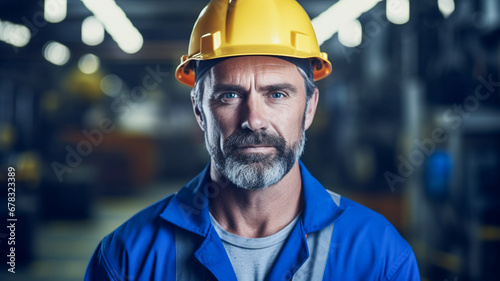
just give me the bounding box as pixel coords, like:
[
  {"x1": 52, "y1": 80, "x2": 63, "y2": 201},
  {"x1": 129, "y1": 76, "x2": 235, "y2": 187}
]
[{"x1": 85, "y1": 162, "x2": 420, "y2": 280}]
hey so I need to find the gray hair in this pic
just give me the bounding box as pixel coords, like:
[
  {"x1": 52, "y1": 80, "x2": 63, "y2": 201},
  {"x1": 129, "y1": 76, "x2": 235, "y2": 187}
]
[{"x1": 191, "y1": 65, "x2": 317, "y2": 111}]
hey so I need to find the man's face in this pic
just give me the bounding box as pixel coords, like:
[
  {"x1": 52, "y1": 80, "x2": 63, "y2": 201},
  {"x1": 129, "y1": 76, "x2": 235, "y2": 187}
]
[{"x1": 194, "y1": 56, "x2": 317, "y2": 190}]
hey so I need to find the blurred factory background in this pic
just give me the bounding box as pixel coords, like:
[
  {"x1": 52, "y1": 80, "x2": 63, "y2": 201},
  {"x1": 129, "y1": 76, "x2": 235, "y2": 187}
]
[{"x1": 0, "y1": 0, "x2": 499, "y2": 280}]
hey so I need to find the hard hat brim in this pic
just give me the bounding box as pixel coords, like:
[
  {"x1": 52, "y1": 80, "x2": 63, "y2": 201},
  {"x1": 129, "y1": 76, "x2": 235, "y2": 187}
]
[{"x1": 175, "y1": 52, "x2": 332, "y2": 87}]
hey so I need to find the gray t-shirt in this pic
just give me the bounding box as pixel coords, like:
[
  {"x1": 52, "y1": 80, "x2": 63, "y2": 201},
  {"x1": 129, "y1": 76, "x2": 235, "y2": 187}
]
[{"x1": 210, "y1": 214, "x2": 300, "y2": 281}]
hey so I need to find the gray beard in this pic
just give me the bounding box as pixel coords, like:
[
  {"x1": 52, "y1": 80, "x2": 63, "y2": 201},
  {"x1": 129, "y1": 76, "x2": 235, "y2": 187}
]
[{"x1": 206, "y1": 129, "x2": 306, "y2": 190}]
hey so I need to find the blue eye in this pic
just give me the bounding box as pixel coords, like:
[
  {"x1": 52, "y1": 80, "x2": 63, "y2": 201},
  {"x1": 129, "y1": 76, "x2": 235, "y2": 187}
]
[
  {"x1": 270, "y1": 92, "x2": 284, "y2": 99},
  {"x1": 223, "y1": 92, "x2": 238, "y2": 99}
]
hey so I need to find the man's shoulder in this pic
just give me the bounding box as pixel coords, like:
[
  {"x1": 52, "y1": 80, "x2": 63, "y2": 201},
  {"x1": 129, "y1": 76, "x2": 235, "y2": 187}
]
[
  {"x1": 320, "y1": 189, "x2": 394, "y2": 229},
  {"x1": 336, "y1": 195, "x2": 408, "y2": 242},
  {"x1": 338, "y1": 195, "x2": 413, "y2": 258},
  {"x1": 325, "y1": 194, "x2": 418, "y2": 279}
]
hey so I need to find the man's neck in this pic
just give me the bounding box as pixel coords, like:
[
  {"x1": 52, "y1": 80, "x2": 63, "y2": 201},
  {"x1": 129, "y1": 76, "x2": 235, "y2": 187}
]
[{"x1": 208, "y1": 161, "x2": 303, "y2": 238}]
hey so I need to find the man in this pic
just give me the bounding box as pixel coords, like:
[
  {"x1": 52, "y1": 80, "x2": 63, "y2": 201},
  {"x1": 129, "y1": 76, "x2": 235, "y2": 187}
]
[{"x1": 85, "y1": 0, "x2": 420, "y2": 280}]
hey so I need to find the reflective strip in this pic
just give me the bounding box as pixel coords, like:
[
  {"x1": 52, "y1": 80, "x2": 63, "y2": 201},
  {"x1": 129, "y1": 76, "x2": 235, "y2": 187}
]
[
  {"x1": 292, "y1": 223, "x2": 334, "y2": 281},
  {"x1": 328, "y1": 190, "x2": 341, "y2": 207},
  {"x1": 292, "y1": 191, "x2": 339, "y2": 281}
]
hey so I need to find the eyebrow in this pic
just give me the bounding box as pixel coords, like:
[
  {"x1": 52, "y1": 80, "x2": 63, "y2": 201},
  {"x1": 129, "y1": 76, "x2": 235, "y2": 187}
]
[
  {"x1": 259, "y1": 83, "x2": 298, "y2": 94},
  {"x1": 211, "y1": 83, "x2": 298, "y2": 95},
  {"x1": 212, "y1": 84, "x2": 247, "y2": 94}
]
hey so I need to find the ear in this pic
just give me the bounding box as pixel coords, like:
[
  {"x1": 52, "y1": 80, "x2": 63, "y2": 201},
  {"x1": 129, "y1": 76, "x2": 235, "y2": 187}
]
[
  {"x1": 304, "y1": 88, "x2": 319, "y2": 131},
  {"x1": 191, "y1": 90, "x2": 205, "y2": 131}
]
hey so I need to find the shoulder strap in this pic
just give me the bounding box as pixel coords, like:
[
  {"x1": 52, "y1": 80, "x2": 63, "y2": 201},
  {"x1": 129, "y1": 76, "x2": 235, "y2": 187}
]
[{"x1": 292, "y1": 190, "x2": 340, "y2": 281}]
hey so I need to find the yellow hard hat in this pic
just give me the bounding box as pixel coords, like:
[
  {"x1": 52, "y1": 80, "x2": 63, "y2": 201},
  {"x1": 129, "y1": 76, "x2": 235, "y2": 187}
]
[{"x1": 175, "y1": 0, "x2": 332, "y2": 87}]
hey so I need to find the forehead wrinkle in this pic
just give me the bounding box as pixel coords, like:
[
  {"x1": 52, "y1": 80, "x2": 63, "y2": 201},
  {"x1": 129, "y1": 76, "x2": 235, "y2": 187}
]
[
  {"x1": 212, "y1": 67, "x2": 301, "y2": 93},
  {"x1": 207, "y1": 57, "x2": 305, "y2": 97}
]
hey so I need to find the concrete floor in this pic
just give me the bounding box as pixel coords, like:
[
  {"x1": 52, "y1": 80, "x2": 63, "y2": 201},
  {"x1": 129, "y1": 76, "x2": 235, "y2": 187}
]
[{"x1": 0, "y1": 183, "x2": 181, "y2": 281}]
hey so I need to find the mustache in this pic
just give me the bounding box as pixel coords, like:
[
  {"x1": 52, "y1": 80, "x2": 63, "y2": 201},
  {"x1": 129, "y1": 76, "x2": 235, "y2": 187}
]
[{"x1": 224, "y1": 131, "x2": 286, "y2": 152}]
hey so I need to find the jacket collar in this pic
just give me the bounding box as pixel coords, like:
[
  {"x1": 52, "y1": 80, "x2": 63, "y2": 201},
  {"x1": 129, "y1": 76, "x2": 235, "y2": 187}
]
[{"x1": 161, "y1": 161, "x2": 344, "y2": 236}]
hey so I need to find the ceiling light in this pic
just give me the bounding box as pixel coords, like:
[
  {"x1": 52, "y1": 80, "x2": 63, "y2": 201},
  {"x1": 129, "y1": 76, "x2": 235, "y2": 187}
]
[
  {"x1": 78, "y1": 54, "x2": 100, "y2": 74},
  {"x1": 312, "y1": 0, "x2": 382, "y2": 46},
  {"x1": 0, "y1": 19, "x2": 31, "y2": 47},
  {"x1": 82, "y1": 16, "x2": 105, "y2": 46},
  {"x1": 43, "y1": 41, "x2": 70, "y2": 66},
  {"x1": 386, "y1": 0, "x2": 410, "y2": 25},
  {"x1": 44, "y1": 0, "x2": 67, "y2": 23},
  {"x1": 438, "y1": 0, "x2": 455, "y2": 18},
  {"x1": 338, "y1": 19, "x2": 363, "y2": 47},
  {"x1": 81, "y1": 0, "x2": 143, "y2": 54}
]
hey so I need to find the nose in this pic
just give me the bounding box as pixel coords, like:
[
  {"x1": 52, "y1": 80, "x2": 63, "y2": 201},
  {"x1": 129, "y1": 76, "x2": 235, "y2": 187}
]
[{"x1": 241, "y1": 93, "x2": 269, "y2": 131}]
